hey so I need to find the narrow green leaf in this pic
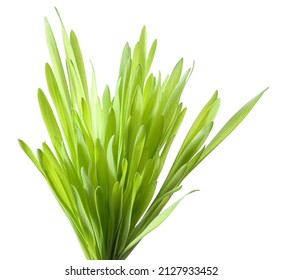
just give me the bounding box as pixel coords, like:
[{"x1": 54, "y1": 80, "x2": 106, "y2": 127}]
[
  {"x1": 199, "y1": 88, "x2": 268, "y2": 163},
  {"x1": 119, "y1": 43, "x2": 131, "y2": 78},
  {"x1": 44, "y1": 17, "x2": 71, "y2": 108},
  {"x1": 37, "y1": 89, "x2": 63, "y2": 145},
  {"x1": 183, "y1": 92, "x2": 220, "y2": 148},
  {"x1": 18, "y1": 139, "x2": 43, "y2": 174},
  {"x1": 70, "y1": 30, "x2": 89, "y2": 99},
  {"x1": 145, "y1": 39, "x2": 157, "y2": 77}
]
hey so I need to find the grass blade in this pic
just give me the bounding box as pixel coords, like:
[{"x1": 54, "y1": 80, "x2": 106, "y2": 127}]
[{"x1": 199, "y1": 88, "x2": 267, "y2": 163}]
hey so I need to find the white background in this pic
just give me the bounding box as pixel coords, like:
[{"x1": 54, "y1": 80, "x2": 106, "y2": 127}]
[{"x1": 0, "y1": 0, "x2": 281, "y2": 279}]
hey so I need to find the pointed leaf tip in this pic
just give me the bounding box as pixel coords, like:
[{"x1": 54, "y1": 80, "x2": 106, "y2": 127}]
[{"x1": 199, "y1": 87, "x2": 268, "y2": 163}]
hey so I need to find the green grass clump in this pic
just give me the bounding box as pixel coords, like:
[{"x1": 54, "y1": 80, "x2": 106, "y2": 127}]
[{"x1": 19, "y1": 10, "x2": 267, "y2": 260}]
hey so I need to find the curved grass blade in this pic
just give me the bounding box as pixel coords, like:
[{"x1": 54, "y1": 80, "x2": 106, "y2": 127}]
[{"x1": 199, "y1": 88, "x2": 268, "y2": 163}]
